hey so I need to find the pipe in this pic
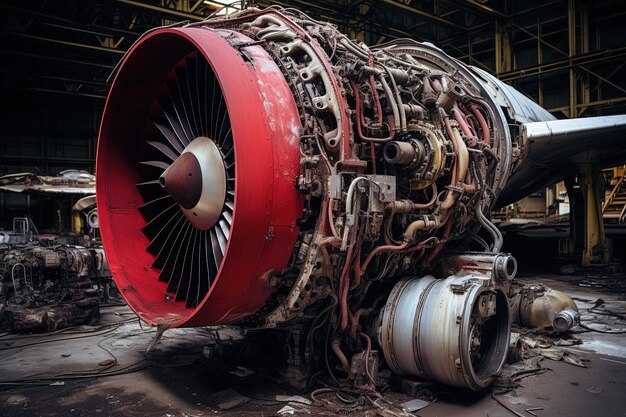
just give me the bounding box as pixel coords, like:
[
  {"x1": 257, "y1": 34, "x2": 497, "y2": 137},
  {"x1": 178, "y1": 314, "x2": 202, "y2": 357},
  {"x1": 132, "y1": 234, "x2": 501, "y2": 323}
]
[
  {"x1": 452, "y1": 103, "x2": 478, "y2": 146},
  {"x1": 421, "y1": 76, "x2": 437, "y2": 106},
  {"x1": 331, "y1": 339, "x2": 351, "y2": 373},
  {"x1": 350, "y1": 308, "x2": 367, "y2": 339},
  {"x1": 328, "y1": 198, "x2": 340, "y2": 239},
  {"x1": 471, "y1": 157, "x2": 503, "y2": 251},
  {"x1": 440, "y1": 108, "x2": 469, "y2": 185},
  {"x1": 339, "y1": 37, "x2": 368, "y2": 60},
  {"x1": 553, "y1": 308, "x2": 579, "y2": 332},
  {"x1": 387, "y1": 183, "x2": 438, "y2": 213},
  {"x1": 339, "y1": 231, "x2": 358, "y2": 330},
  {"x1": 403, "y1": 103, "x2": 426, "y2": 119},
  {"x1": 345, "y1": 177, "x2": 369, "y2": 218},
  {"x1": 320, "y1": 236, "x2": 342, "y2": 248},
  {"x1": 369, "y1": 55, "x2": 383, "y2": 127},
  {"x1": 383, "y1": 65, "x2": 406, "y2": 132},
  {"x1": 469, "y1": 103, "x2": 491, "y2": 144},
  {"x1": 379, "y1": 74, "x2": 401, "y2": 132},
  {"x1": 350, "y1": 80, "x2": 393, "y2": 143},
  {"x1": 421, "y1": 124, "x2": 470, "y2": 265},
  {"x1": 383, "y1": 141, "x2": 417, "y2": 165},
  {"x1": 451, "y1": 128, "x2": 470, "y2": 186},
  {"x1": 359, "y1": 332, "x2": 376, "y2": 386},
  {"x1": 359, "y1": 241, "x2": 408, "y2": 274}
]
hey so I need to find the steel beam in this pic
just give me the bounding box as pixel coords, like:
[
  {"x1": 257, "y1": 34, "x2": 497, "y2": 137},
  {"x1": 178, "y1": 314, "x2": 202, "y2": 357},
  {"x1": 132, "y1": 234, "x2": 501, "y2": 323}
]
[
  {"x1": 2, "y1": 32, "x2": 125, "y2": 55},
  {"x1": 378, "y1": 0, "x2": 462, "y2": 30},
  {"x1": 110, "y1": 0, "x2": 205, "y2": 21},
  {"x1": 497, "y1": 46, "x2": 626, "y2": 81},
  {"x1": 0, "y1": 50, "x2": 115, "y2": 69},
  {"x1": 2, "y1": 4, "x2": 143, "y2": 38},
  {"x1": 442, "y1": 0, "x2": 507, "y2": 20}
]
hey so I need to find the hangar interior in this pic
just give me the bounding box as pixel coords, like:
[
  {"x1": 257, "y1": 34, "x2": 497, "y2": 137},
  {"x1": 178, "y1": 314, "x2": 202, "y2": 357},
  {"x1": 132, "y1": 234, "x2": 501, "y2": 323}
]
[{"x1": 1, "y1": 1, "x2": 626, "y2": 417}]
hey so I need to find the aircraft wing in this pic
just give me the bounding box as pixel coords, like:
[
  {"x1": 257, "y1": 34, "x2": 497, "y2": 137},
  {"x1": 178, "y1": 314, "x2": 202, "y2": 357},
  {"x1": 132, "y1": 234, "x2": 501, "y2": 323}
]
[{"x1": 496, "y1": 115, "x2": 626, "y2": 207}]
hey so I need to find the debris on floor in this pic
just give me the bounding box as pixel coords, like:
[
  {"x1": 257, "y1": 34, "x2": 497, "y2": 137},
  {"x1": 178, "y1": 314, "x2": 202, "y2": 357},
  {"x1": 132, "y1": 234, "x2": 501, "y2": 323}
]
[
  {"x1": 399, "y1": 398, "x2": 430, "y2": 412},
  {"x1": 0, "y1": 273, "x2": 625, "y2": 417},
  {"x1": 207, "y1": 388, "x2": 250, "y2": 410}
]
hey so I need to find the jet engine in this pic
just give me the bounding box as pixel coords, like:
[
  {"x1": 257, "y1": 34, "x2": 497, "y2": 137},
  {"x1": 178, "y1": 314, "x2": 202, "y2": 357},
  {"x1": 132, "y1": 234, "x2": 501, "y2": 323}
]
[{"x1": 96, "y1": 7, "x2": 626, "y2": 390}]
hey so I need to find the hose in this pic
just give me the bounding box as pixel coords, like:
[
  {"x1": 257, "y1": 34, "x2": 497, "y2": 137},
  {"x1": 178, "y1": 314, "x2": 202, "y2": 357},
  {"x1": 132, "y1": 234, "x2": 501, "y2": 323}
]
[
  {"x1": 469, "y1": 102, "x2": 491, "y2": 143},
  {"x1": 378, "y1": 74, "x2": 400, "y2": 132},
  {"x1": 383, "y1": 65, "x2": 406, "y2": 132},
  {"x1": 359, "y1": 241, "x2": 408, "y2": 275},
  {"x1": 579, "y1": 323, "x2": 626, "y2": 334},
  {"x1": 350, "y1": 81, "x2": 393, "y2": 143},
  {"x1": 452, "y1": 103, "x2": 478, "y2": 146},
  {"x1": 331, "y1": 339, "x2": 351, "y2": 373}
]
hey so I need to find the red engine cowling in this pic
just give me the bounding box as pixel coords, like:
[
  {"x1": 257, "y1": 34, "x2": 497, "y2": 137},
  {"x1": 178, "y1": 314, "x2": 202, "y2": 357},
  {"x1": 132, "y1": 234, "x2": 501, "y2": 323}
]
[{"x1": 96, "y1": 28, "x2": 304, "y2": 327}]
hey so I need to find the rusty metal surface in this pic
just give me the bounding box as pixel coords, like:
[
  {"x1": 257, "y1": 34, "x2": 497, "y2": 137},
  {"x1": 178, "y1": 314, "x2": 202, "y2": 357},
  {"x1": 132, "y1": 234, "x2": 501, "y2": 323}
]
[
  {"x1": 0, "y1": 170, "x2": 95, "y2": 195},
  {"x1": 0, "y1": 242, "x2": 106, "y2": 332}
]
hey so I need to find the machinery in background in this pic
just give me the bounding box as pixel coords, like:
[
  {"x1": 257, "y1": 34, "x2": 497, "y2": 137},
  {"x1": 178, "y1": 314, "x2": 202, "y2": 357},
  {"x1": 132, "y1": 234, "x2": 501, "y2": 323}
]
[
  {"x1": 0, "y1": 170, "x2": 96, "y2": 196},
  {"x1": 0, "y1": 215, "x2": 114, "y2": 332},
  {"x1": 0, "y1": 243, "x2": 102, "y2": 332},
  {"x1": 96, "y1": 7, "x2": 626, "y2": 391},
  {"x1": 0, "y1": 172, "x2": 116, "y2": 332}
]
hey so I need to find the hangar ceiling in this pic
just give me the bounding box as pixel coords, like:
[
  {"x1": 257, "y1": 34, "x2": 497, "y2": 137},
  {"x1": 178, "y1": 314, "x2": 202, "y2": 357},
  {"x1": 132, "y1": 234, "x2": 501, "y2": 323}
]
[{"x1": 0, "y1": 0, "x2": 625, "y2": 176}]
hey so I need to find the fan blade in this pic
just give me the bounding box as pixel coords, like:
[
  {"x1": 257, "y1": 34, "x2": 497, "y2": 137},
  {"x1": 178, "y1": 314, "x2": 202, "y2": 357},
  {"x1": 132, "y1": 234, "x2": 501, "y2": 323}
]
[
  {"x1": 185, "y1": 57, "x2": 202, "y2": 137},
  {"x1": 154, "y1": 120, "x2": 185, "y2": 154},
  {"x1": 138, "y1": 195, "x2": 175, "y2": 221},
  {"x1": 174, "y1": 227, "x2": 196, "y2": 301},
  {"x1": 152, "y1": 214, "x2": 186, "y2": 269},
  {"x1": 204, "y1": 230, "x2": 218, "y2": 285},
  {"x1": 218, "y1": 219, "x2": 230, "y2": 240},
  {"x1": 146, "y1": 141, "x2": 177, "y2": 162},
  {"x1": 165, "y1": 221, "x2": 194, "y2": 292},
  {"x1": 221, "y1": 127, "x2": 233, "y2": 149},
  {"x1": 141, "y1": 202, "x2": 180, "y2": 240},
  {"x1": 167, "y1": 78, "x2": 195, "y2": 140},
  {"x1": 217, "y1": 101, "x2": 230, "y2": 144},
  {"x1": 209, "y1": 228, "x2": 223, "y2": 267},
  {"x1": 182, "y1": 228, "x2": 200, "y2": 306},
  {"x1": 159, "y1": 96, "x2": 192, "y2": 145},
  {"x1": 146, "y1": 209, "x2": 185, "y2": 255},
  {"x1": 222, "y1": 142, "x2": 234, "y2": 159},
  {"x1": 139, "y1": 160, "x2": 171, "y2": 170},
  {"x1": 215, "y1": 225, "x2": 227, "y2": 255},
  {"x1": 196, "y1": 55, "x2": 209, "y2": 136}
]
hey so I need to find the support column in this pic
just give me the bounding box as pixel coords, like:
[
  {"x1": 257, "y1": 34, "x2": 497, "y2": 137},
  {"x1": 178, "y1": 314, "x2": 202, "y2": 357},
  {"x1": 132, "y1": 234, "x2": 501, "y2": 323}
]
[
  {"x1": 579, "y1": 0, "x2": 590, "y2": 116},
  {"x1": 565, "y1": 166, "x2": 610, "y2": 267},
  {"x1": 568, "y1": 0, "x2": 577, "y2": 119},
  {"x1": 537, "y1": 18, "x2": 544, "y2": 107}
]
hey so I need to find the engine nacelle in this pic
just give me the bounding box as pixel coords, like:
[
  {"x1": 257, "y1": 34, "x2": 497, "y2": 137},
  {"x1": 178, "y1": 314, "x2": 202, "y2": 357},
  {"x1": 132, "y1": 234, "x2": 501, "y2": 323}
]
[{"x1": 97, "y1": 7, "x2": 571, "y2": 389}]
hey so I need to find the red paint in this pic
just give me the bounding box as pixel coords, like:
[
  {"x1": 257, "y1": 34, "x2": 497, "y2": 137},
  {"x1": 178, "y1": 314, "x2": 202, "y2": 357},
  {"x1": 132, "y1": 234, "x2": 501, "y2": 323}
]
[{"x1": 96, "y1": 28, "x2": 303, "y2": 327}]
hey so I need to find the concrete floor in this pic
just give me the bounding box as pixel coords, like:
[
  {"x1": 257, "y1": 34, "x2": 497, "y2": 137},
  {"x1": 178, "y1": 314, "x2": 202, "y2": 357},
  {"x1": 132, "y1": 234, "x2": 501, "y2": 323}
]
[{"x1": 0, "y1": 273, "x2": 625, "y2": 417}]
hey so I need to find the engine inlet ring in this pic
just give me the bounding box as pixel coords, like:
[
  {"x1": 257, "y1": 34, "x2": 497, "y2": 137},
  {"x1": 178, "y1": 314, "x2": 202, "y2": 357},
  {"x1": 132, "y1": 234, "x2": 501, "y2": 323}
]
[{"x1": 97, "y1": 28, "x2": 303, "y2": 327}]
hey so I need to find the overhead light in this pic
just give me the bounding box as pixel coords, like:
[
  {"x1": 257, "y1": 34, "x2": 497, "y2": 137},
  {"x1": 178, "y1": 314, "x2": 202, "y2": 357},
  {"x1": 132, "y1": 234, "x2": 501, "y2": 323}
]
[
  {"x1": 202, "y1": 0, "x2": 240, "y2": 16},
  {"x1": 202, "y1": 0, "x2": 240, "y2": 9}
]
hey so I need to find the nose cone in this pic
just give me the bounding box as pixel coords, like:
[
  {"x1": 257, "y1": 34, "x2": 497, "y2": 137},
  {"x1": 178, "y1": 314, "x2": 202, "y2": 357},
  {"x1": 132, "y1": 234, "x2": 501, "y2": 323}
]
[
  {"x1": 160, "y1": 137, "x2": 227, "y2": 230},
  {"x1": 160, "y1": 152, "x2": 202, "y2": 210}
]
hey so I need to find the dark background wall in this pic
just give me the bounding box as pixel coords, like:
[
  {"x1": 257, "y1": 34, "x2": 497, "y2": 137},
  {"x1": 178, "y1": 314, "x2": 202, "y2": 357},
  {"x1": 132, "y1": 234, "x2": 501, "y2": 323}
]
[{"x1": 1, "y1": 0, "x2": 625, "y2": 230}]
